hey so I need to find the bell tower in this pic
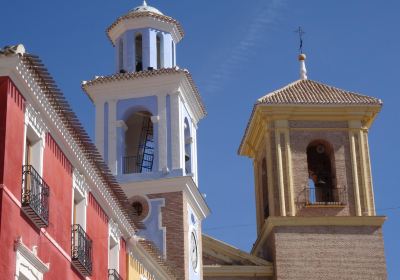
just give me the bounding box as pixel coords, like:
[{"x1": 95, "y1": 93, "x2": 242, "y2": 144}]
[
  {"x1": 239, "y1": 54, "x2": 387, "y2": 279},
  {"x1": 82, "y1": 2, "x2": 210, "y2": 279}
]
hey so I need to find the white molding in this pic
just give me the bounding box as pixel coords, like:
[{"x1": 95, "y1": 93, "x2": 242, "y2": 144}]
[
  {"x1": 109, "y1": 219, "x2": 122, "y2": 244},
  {"x1": 150, "y1": 115, "x2": 160, "y2": 123},
  {"x1": 25, "y1": 103, "x2": 47, "y2": 138},
  {"x1": 122, "y1": 176, "x2": 210, "y2": 220},
  {"x1": 73, "y1": 169, "x2": 89, "y2": 200},
  {"x1": 108, "y1": 16, "x2": 183, "y2": 45},
  {"x1": 1, "y1": 55, "x2": 136, "y2": 240},
  {"x1": 116, "y1": 119, "x2": 128, "y2": 131},
  {"x1": 15, "y1": 237, "x2": 49, "y2": 280}
]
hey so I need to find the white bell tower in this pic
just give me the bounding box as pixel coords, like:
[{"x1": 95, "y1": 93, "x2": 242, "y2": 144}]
[{"x1": 82, "y1": 2, "x2": 209, "y2": 279}]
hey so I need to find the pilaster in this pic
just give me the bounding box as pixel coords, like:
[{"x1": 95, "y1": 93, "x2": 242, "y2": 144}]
[
  {"x1": 170, "y1": 91, "x2": 183, "y2": 170},
  {"x1": 157, "y1": 94, "x2": 168, "y2": 172},
  {"x1": 108, "y1": 99, "x2": 117, "y2": 175}
]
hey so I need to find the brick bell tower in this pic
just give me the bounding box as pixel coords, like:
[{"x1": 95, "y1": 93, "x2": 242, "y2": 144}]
[
  {"x1": 82, "y1": 1, "x2": 210, "y2": 279},
  {"x1": 239, "y1": 54, "x2": 387, "y2": 280}
]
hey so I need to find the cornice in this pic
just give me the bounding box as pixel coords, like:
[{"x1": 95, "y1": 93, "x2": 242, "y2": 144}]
[
  {"x1": 252, "y1": 216, "x2": 387, "y2": 255},
  {"x1": 203, "y1": 265, "x2": 273, "y2": 277}
]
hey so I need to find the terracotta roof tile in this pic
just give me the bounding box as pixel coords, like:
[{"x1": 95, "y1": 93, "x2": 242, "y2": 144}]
[
  {"x1": 82, "y1": 68, "x2": 207, "y2": 117},
  {"x1": 106, "y1": 11, "x2": 184, "y2": 45},
  {"x1": 257, "y1": 79, "x2": 382, "y2": 105}
]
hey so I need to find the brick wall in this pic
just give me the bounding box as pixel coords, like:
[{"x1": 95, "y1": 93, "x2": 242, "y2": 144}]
[
  {"x1": 148, "y1": 191, "x2": 186, "y2": 280},
  {"x1": 273, "y1": 225, "x2": 387, "y2": 280}
]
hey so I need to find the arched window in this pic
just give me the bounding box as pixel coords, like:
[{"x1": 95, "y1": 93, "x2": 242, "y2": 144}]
[
  {"x1": 156, "y1": 33, "x2": 163, "y2": 69},
  {"x1": 306, "y1": 140, "x2": 337, "y2": 204},
  {"x1": 184, "y1": 118, "x2": 192, "y2": 174},
  {"x1": 135, "y1": 34, "x2": 143, "y2": 72},
  {"x1": 118, "y1": 38, "x2": 124, "y2": 73},
  {"x1": 123, "y1": 111, "x2": 154, "y2": 174},
  {"x1": 261, "y1": 158, "x2": 269, "y2": 218}
]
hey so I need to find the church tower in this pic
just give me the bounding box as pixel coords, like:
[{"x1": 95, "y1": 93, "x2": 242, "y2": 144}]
[
  {"x1": 239, "y1": 54, "x2": 387, "y2": 279},
  {"x1": 82, "y1": 2, "x2": 210, "y2": 279}
]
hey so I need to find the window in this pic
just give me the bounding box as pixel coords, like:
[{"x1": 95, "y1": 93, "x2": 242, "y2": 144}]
[
  {"x1": 306, "y1": 140, "x2": 343, "y2": 205},
  {"x1": 184, "y1": 118, "x2": 192, "y2": 175},
  {"x1": 135, "y1": 34, "x2": 143, "y2": 72},
  {"x1": 156, "y1": 33, "x2": 164, "y2": 69},
  {"x1": 123, "y1": 111, "x2": 154, "y2": 174},
  {"x1": 118, "y1": 38, "x2": 124, "y2": 73}
]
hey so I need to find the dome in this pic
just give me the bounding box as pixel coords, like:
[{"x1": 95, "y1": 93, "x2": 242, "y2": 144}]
[{"x1": 130, "y1": 0, "x2": 163, "y2": 15}]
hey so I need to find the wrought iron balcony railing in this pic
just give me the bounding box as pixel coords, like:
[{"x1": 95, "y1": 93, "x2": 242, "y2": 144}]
[
  {"x1": 21, "y1": 165, "x2": 50, "y2": 228},
  {"x1": 71, "y1": 224, "x2": 92, "y2": 276},
  {"x1": 108, "y1": 269, "x2": 123, "y2": 280},
  {"x1": 304, "y1": 187, "x2": 347, "y2": 206},
  {"x1": 123, "y1": 153, "x2": 154, "y2": 174}
]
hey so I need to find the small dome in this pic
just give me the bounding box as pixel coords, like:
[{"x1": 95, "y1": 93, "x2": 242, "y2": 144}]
[{"x1": 130, "y1": 1, "x2": 163, "y2": 15}]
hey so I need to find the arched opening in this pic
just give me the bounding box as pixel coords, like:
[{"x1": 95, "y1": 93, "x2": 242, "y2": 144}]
[
  {"x1": 184, "y1": 118, "x2": 192, "y2": 174},
  {"x1": 306, "y1": 140, "x2": 339, "y2": 204},
  {"x1": 123, "y1": 111, "x2": 154, "y2": 174},
  {"x1": 135, "y1": 33, "x2": 143, "y2": 72},
  {"x1": 261, "y1": 158, "x2": 269, "y2": 218},
  {"x1": 156, "y1": 33, "x2": 163, "y2": 69},
  {"x1": 118, "y1": 38, "x2": 124, "y2": 73}
]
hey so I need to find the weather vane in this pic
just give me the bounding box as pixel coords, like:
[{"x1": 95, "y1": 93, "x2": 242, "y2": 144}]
[{"x1": 294, "y1": 26, "x2": 305, "y2": 54}]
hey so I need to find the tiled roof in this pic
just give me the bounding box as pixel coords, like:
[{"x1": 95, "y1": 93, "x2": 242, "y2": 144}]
[
  {"x1": 106, "y1": 11, "x2": 184, "y2": 45},
  {"x1": 82, "y1": 68, "x2": 207, "y2": 117},
  {"x1": 257, "y1": 79, "x2": 382, "y2": 105},
  {"x1": 0, "y1": 45, "x2": 143, "y2": 231}
]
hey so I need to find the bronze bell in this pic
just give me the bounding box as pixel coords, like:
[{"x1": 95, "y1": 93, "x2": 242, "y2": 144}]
[{"x1": 185, "y1": 153, "x2": 190, "y2": 162}]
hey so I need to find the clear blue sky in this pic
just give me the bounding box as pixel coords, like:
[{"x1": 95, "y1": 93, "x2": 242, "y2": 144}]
[{"x1": 2, "y1": 0, "x2": 399, "y2": 278}]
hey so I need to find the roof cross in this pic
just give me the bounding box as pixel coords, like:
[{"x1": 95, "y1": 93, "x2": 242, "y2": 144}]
[{"x1": 294, "y1": 26, "x2": 305, "y2": 54}]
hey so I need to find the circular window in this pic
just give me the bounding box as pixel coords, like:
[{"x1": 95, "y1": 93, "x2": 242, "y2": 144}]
[{"x1": 129, "y1": 196, "x2": 149, "y2": 221}]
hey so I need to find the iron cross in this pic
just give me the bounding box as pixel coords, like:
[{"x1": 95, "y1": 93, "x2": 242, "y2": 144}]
[{"x1": 295, "y1": 26, "x2": 305, "y2": 54}]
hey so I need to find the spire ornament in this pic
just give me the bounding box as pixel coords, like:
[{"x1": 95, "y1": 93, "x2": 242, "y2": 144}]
[{"x1": 142, "y1": 0, "x2": 147, "y2": 6}]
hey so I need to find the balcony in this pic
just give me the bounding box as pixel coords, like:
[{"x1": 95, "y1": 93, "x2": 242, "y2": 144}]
[
  {"x1": 304, "y1": 187, "x2": 347, "y2": 206},
  {"x1": 123, "y1": 153, "x2": 154, "y2": 174},
  {"x1": 108, "y1": 269, "x2": 123, "y2": 280},
  {"x1": 21, "y1": 165, "x2": 50, "y2": 228},
  {"x1": 71, "y1": 224, "x2": 92, "y2": 276}
]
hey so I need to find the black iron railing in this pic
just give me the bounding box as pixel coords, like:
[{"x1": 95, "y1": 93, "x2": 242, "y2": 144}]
[
  {"x1": 123, "y1": 153, "x2": 154, "y2": 174},
  {"x1": 71, "y1": 224, "x2": 92, "y2": 276},
  {"x1": 108, "y1": 269, "x2": 123, "y2": 280},
  {"x1": 304, "y1": 187, "x2": 347, "y2": 206},
  {"x1": 21, "y1": 165, "x2": 50, "y2": 228}
]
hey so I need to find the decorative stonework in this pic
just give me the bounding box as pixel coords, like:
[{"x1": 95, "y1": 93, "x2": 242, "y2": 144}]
[
  {"x1": 73, "y1": 169, "x2": 89, "y2": 199},
  {"x1": 109, "y1": 219, "x2": 123, "y2": 244},
  {"x1": 25, "y1": 103, "x2": 47, "y2": 138},
  {"x1": 14, "y1": 237, "x2": 49, "y2": 280}
]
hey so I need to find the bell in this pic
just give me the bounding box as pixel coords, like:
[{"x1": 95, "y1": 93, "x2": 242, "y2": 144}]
[{"x1": 185, "y1": 153, "x2": 190, "y2": 162}]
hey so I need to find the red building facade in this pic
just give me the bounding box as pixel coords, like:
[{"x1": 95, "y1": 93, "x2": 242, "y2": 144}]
[{"x1": 0, "y1": 46, "x2": 173, "y2": 280}]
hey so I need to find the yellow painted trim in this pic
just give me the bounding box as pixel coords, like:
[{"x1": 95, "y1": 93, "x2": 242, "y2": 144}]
[
  {"x1": 203, "y1": 265, "x2": 273, "y2": 277},
  {"x1": 275, "y1": 129, "x2": 286, "y2": 216},
  {"x1": 252, "y1": 216, "x2": 386, "y2": 255},
  {"x1": 284, "y1": 129, "x2": 295, "y2": 216},
  {"x1": 265, "y1": 130, "x2": 275, "y2": 217},
  {"x1": 359, "y1": 130, "x2": 372, "y2": 216},
  {"x1": 349, "y1": 132, "x2": 362, "y2": 216}
]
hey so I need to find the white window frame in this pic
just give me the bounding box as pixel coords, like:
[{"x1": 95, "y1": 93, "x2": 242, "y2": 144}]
[
  {"x1": 23, "y1": 104, "x2": 46, "y2": 176},
  {"x1": 14, "y1": 238, "x2": 49, "y2": 280},
  {"x1": 72, "y1": 169, "x2": 89, "y2": 230},
  {"x1": 108, "y1": 219, "x2": 122, "y2": 272}
]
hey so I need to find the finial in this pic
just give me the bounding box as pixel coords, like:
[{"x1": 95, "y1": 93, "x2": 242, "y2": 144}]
[
  {"x1": 142, "y1": 0, "x2": 147, "y2": 6},
  {"x1": 298, "y1": 53, "x2": 308, "y2": 80}
]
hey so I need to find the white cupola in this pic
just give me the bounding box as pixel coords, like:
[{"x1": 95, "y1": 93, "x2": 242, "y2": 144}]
[{"x1": 106, "y1": 1, "x2": 184, "y2": 73}]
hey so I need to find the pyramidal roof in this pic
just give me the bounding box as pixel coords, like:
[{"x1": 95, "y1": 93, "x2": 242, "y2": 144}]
[{"x1": 257, "y1": 79, "x2": 382, "y2": 106}]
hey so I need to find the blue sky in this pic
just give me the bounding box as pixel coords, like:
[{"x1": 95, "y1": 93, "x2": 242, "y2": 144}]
[{"x1": 2, "y1": 0, "x2": 400, "y2": 278}]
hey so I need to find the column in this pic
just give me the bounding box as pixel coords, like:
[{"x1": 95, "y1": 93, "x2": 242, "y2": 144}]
[
  {"x1": 108, "y1": 99, "x2": 117, "y2": 175},
  {"x1": 275, "y1": 130, "x2": 286, "y2": 217},
  {"x1": 349, "y1": 131, "x2": 362, "y2": 216},
  {"x1": 170, "y1": 92, "x2": 182, "y2": 170},
  {"x1": 157, "y1": 94, "x2": 168, "y2": 172}
]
